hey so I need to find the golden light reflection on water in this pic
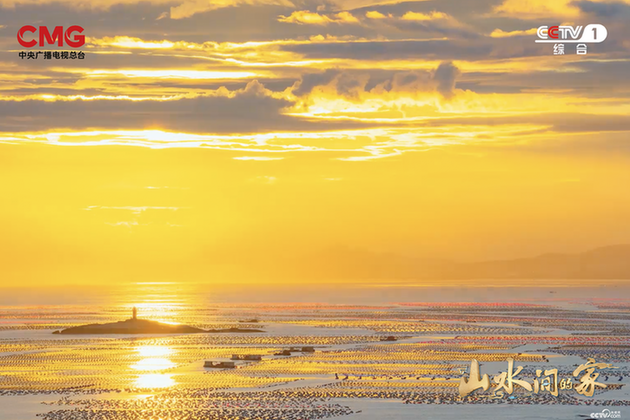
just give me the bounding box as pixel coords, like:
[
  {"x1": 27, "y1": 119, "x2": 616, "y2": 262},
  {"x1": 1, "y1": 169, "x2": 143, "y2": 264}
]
[
  {"x1": 132, "y1": 346, "x2": 177, "y2": 388},
  {"x1": 132, "y1": 346, "x2": 176, "y2": 371},
  {"x1": 113, "y1": 282, "x2": 204, "y2": 325},
  {"x1": 137, "y1": 346, "x2": 174, "y2": 358},
  {"x1": 134, "y1": 373, "x2": 176, "y2": 389},
  {"x1": 120, "y1": 286, "x2": 190, "y2": 392},
  {"x1": 132, "y1": 358, "x2": 176, "y2": 371}
]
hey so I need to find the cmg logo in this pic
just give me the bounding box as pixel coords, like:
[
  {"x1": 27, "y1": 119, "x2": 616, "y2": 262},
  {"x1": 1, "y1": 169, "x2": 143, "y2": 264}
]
[{"x1": 17, "y1": 26, "x2": 85, "y2": 48}]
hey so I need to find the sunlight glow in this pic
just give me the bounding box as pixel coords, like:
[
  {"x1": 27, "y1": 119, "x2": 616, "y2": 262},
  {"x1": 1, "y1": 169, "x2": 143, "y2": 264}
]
[
  {"x1": 136, "y1": 346, "x2": 174, "y2": 358},
  {"x1": 135, "y1": 374, "x2": 176, "y2": 389},
  {"x1": 132, "y1": 347, "x2": 176, "y2": 372},
  {"x1": 87, "y1": 69, "x2": 262, "y2": 80},
  {"x1": 132, "y1": 358, "x2": 176, "y2": 371}
]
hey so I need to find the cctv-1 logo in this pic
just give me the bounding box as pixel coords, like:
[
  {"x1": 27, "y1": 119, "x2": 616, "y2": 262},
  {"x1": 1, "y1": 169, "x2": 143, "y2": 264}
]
[
  {"x1": 535, "y1": 24, "x2": 607, "y2": 43},
  {"x1": 17, "y1": 26, "x2": 85, "y2": 48}
]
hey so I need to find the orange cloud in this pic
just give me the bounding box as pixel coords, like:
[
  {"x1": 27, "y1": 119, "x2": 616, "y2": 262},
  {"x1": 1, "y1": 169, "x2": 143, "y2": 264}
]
[
  {"x1": 278, "y1": 10, "x2": 360, "y2": 25},
  {"x1": 492, "y1": 0, "x2": 581, "y2": 18},
  {"x1": 490, "y1": 28, "x2": 538, "y2": 38},
  {"x1": 401, "y1": 11, "x2": 450, "y2": 21},
  {"x1": 365, "y1": 10, "x2": 388, "y2": 19}
]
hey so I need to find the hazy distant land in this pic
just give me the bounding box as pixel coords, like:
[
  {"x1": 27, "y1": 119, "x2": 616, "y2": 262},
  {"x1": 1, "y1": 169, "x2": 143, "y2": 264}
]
[
  {"x1": 316, "y1": 244, "x2": 630, "y2": 281},
  {"x1": 438, "y1": 244, "x2": 630, "y2": 279}
]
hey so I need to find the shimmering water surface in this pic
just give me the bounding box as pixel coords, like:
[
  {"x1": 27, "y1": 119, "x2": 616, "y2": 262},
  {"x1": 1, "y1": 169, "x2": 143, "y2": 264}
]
[{"x1": 1, "y1": 283, "x2": 630, "y2": 420}]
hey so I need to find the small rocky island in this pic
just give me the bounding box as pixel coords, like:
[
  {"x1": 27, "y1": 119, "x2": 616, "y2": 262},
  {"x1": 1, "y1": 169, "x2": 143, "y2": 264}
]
[{"x1": 53, "y1": 307, "x2": 264, "y2": 335}]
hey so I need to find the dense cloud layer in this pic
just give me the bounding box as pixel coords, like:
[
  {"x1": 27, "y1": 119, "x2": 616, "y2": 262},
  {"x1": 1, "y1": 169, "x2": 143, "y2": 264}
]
[{"x1": 0, "y1": 0, "x2": 628, "y2": 150}]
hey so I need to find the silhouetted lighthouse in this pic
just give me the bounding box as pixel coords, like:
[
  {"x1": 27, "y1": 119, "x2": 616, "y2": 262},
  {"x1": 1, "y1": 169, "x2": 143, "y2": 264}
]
[{"x1": 132, "y1": 306, "x2": 137, "y2": 320}]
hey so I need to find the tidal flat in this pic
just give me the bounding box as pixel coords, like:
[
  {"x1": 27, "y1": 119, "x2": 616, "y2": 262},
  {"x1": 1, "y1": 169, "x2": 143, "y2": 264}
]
[{"x1": 1, "y1": 286, "x2": 630, "y2": 420}]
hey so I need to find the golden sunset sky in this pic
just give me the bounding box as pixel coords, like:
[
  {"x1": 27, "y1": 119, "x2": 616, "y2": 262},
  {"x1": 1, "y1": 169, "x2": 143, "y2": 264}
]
[{"x1": 1, "y1": 0, "x2": 630, "y2": 286}]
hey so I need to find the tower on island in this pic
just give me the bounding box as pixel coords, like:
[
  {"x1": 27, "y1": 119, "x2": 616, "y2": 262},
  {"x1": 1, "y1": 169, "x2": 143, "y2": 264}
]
[{"x1": 132, "y1": 306, "x2": 137, "y2": 320}]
